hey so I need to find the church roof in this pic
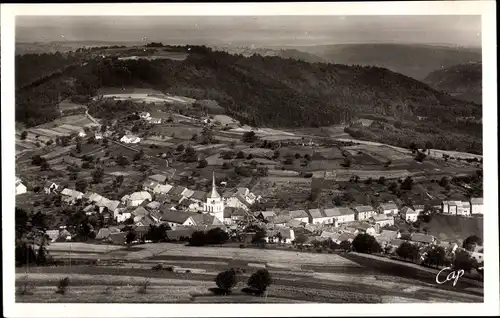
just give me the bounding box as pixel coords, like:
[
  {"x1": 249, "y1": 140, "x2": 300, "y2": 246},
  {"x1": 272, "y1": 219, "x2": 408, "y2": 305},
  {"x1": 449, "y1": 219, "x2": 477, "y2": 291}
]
[{"x1": 208, "y1": 171, "x2": 221, "y2": 199}]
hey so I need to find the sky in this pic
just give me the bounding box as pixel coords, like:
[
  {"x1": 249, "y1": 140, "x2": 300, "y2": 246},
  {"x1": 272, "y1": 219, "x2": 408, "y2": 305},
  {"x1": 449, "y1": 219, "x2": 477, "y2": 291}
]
[{"x1": 16, "y1": 15, "x2": 482, "y2": 47}]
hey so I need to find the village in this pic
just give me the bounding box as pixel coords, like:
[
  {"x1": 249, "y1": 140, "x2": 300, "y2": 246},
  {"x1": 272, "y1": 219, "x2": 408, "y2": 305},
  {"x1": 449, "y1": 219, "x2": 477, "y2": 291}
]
[{"x1": 14, "y1": 87, "x2": 484, "y2": 275}]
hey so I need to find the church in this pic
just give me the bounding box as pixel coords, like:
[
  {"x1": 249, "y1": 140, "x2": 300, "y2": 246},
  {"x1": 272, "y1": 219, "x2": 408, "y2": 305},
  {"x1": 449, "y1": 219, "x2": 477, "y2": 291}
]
[{"x1": 204, "y1": 172, "x2": 224, "y2": 222}]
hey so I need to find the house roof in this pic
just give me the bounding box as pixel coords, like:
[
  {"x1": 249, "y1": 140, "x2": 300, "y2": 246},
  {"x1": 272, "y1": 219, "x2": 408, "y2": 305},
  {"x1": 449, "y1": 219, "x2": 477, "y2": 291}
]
[
  {"x1": 148, "y1": 174, "x2": 167, "y2": 183},
  {"x1": 132, "y1": 206, "x2": 149, "y2": 217},
  {"x1": 337, "y1": 232, "x2": 356, "y2": 242},
  {"x1": 371, "y1": 214, "x2": 393, "y2": 222},
  {"x1": 44, "y1": 181, "x2": 57, "y2": 188},
  {"x1": 236, "y1": 187, "x2": 249, "y2": 196},
  {"x1": 273, "y1": 214, "x2": 292, "y2": 224},
  {"x1": 143, "y1": 180, "x2": 159, "y2": 189},
  {"x1": 61, "y1": 188, "x2": 83, "y2": 198},
  {"x1": 169, "y1": 185, "x2": 186, "y2": 196},
  {"x1": 286, "y1": 210, "x2": 307, "y2": 220},
  {"x1": 161, "y1": 211, "x2": 196, "y2": 224},
  {"x1": 379, "y1": 203, "x2": 398, "y2": 210},
  {"x1": 129, "y1": 191, "x2": 152, "y2": 201},
  {"x1": 191, "y1": 213, "x2": 221, "y2": 226},
  {"x1": 470, "y1": 197, "x2": 483, "y2": 204},
  {"x1": 320, "y1": 231, "x2": 341, "y2": 240},
  {"x1": 308, "y1": 208, "x2": 324, "y2": 219},
  {"x1": 277, "y1": 227, "x2": 294, "y2": 239},
  {"x1": 287, "y1": 219, "x2": 305, "y2": 228},
  {"x1": 146, "y1": 201, "x2": 161, "y2": 210},
  {"x1": 376, "y1": 230, "x2": 399, "y2": 243},
  {"x1": 109, "y1": 232, "x2": 127, "y2": 245},
  {"x1": 401, "y1": 206, "x2": 418, "y2": 214},
  {"x1": 352, "y1": 222, "x2": 373, "y2": 231},
  {"x1": 155, "y1": 194, "x2": 169, "y2": 202},
  {"x1": 136, "y1": 215, "x2": 155, "y2": 227},
  {"x1": 410, "y1": 233, "x2": 435, "y2": 244},
  {"x1": 354, "y1": 205, "x2": 375, "y2": 213},
  {"x1": 257, "y1": 211, "x2": 276, "y2": 219},
  {"x1": 153, "y1": 184, "x2": 172, "y2": 194},
  {"x1": 134, "y1": 225, "x2": 150, "y2": 234},
  {"x1": 323, "y1": 207, "x2": 355, "y2": 217},
  {"x1": 181, "y1": 188, "x2": 195, "y2": 198},
  {"x1": 390, "y1": 238, "x2": 406, "y2": 247},
  {"x1": 190, "y1": 190, "x2": 207, "y2": 201}
]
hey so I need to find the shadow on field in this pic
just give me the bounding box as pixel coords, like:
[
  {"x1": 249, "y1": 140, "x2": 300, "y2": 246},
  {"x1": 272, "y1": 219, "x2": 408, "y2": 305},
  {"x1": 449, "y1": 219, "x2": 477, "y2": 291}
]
[{"x1": 340, "y1": 252, "x2": 483, "y2": 297}]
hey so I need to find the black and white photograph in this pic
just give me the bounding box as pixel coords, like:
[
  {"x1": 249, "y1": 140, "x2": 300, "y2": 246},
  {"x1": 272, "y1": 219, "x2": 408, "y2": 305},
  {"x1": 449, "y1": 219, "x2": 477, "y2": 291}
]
[{"x1": 1, "y1": 2, "x2": 498, "y2": 317}]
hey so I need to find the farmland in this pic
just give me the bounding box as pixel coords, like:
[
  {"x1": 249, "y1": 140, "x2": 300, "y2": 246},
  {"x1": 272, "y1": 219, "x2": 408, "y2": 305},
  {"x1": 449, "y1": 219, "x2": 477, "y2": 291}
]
[{"x1": 16, "y1": 243, "x2": 483, "y2": 303}]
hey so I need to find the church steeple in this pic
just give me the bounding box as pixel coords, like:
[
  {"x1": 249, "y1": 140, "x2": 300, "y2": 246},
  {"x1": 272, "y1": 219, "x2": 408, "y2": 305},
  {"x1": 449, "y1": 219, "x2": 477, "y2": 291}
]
[{"x1": 208, "y1": 171, "x2": 220, "y2": 199}]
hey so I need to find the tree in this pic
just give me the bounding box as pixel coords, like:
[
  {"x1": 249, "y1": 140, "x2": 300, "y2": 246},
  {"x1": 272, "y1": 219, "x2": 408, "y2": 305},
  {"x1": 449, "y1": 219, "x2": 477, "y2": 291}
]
[
  {"x1": 222, "y1": 162, "x2": 231, "y2": 169},
  {"x1": 409, "y1": 142, "x2": 418, "y2": 153},
  {"x1": 215, "y1": 269, "x2": 238, "y2": 294},
  {"x1": 294, "y1": 234, "x2": 308, "y2": 246},
  {"x1": 294, "y1": 153, "x2": 301, "y2": 159},
  {"x1": 247, "y1": 269, "x2": 272, "y2": 295},
  {"x1": 236, "y1": 151, "x2": 245, "y2": 159},
  {"x1": 453, "y1": 249, "x2": 476, "y2": 273},
  {"x1": 252, "y1": 229, "x2": 267, "y2": 244},
  {"x1": 116, "y1": 155, "x2": 130, "y2": 167},
  {"x1": 75, "y1": 179, "x2": 87, "y2": 192},
  {"x1": 273, "y1": 150, "x2": 280, "y2": 159},
  {"x1": 40, "y1": 161, "x2": 50, "y2": 171},
  {"x1": 176, "y1": 144, "x2": 185, "y2": 152},
  {"x1": 396, "y1": 242, "x2": 419, "y2": 262},
  {"x1": 126, "y1": 231, "x2": 137, "y2": 246},
  {"x1": 76, "y1": 141, "x2": 82, "y2": 153},
  {"x1": 339, "y1": 240, "x2": 351, "y2": 252},
  {"x1": 182, "y1": 146, "x2": 198, "y2": 162},
  {"x1": 92, "y1": 167, "x2": 104, "y2": 184},
  {"x1": 352, "y1": 233, "x2": 381, "y2": 254},
  {"x1": 341, "y1": 157, "x2": 352, "y2": 168},
  {"x1": 256, "y1": 167, "x2": 269, "y2": 177},
  {"x1": 388, "y1": 182, "x2": 399, "y2": 193},
  {"x1": 134, "y1": 149, "x2": 145, "y2": 161},
  {"x1": 400, "y1": 176, "x2": 414, "y2": 190},
  {"x1": 304, "y1": 154, "x2": 311, "y2": 161},
  {"x1": 190, "y1": 231, "x2": 206, "y2": 246},
  {"x1": 424, "y1": 246, "x2": 447, "y2": 268},
  {"x1": 242, "y1": 131, "x2": 257, "y2": 143},
  {"x1": 69, "y1": 171, "x2": 78, "y2": 181},
  {"x1": 439, "y1": 176, "x2": 450, "y2": 188},
  {"x1": 197, "y1": 159, "x2": 208, "y2": 168},
  {"x1": 378, "y1": 176, "x2": 386, "y2": 184},
  {"x1": 206, "y1": 228, "x2": 229, "y2": 244},
  {"x1": 114, "y1": 175, "x2": 124, "y2": 187},
  {"x1": 463, "y1": 235, "x2": 482, "y2": 251},
  {"x1": 415, "y1": 151, "x2": 427, "y2": 162}
]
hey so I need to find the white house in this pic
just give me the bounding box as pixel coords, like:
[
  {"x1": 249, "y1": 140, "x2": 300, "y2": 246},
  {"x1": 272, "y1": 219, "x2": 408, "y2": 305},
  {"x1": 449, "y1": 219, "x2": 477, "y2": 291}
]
[
  {"x1": 44, "y1": 181, "x2": 58, "y2": 194},
  {"x1": 121, "y1": 191, "x2": 152, "y2": 207},
  {"x1": 94, "y1": 133, "x2": 103, "y2": 140},
  {"x1": 470, "y1": 198, "x2": 483, "y2": 215},
  {"x1": 265, "y1": 227, "x2": 295, "y2": 244},
  {"x1": 225, "y1": 193, "x2": 251, "y2": 211},
  {"x1": 150, "y1": 117, "x2": 162, "y2": 124},
  {"x1": 442, "y1": 200, "x2": 470, "y2": 216},
  {"x1": 400, "y1": 206, "x2": 419, "y2": 222},
  {"x1": 377, "y1": 203, "x2": 399, "y2": 215},
  {"x1": 370, "y1": 214, "x2": 394, "y2": 227},
  {"x1": 120, "y1": 135, "x2": 141, "y2": 144},
  {"x1": 308, "y1": 208, "x2": 330, "y2": 224},
  {"x1": 152, "y1": 184, "x2": 173, "y2": 195},
  {"x1": 352, "y1": 222, "x2": 377, "y2": 236},
  {"x1": 139, "y1": 112, "x2": 151, "y2": 120},
  {"x1": 115, "y1": 208, "x2": 132, "y2": 223},
  {"x1": 289, "y1": 209, "x2": 309, "y2": 223},
  {"x1": 324, "y1": 207, "x2": 356, "y2": 226},
  {"x1": 15, "y1": 178, "x2": 27, "y2": 196},
  {"x1": 354, "y1": 205, "x2": 377, "y2": 221},
  {"x1": 78, "y1": 130, "x2": 87, "y2": 138},
  {"x1": 413, "y1": 205, "x2": 425, "y2": 214}
]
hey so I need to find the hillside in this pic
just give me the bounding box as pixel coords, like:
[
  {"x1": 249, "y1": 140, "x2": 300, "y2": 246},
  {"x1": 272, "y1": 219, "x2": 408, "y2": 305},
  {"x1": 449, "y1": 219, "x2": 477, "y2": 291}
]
[
  {"x1": 296, "y1": 43, "x2": 482, "y2": 80},
  {"x1": 16, "y1": 46, "x2": 481, "y2": 131},
  {"x1": 211, "y1": 46, "x2": 326, "y2": 63},
  {"x1": 423, "y1": 62, "x2": 482, "y2": 104}
]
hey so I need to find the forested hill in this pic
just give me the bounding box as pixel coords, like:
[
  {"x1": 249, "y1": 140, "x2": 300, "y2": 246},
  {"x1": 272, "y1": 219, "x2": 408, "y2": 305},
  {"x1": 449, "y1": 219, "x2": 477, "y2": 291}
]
[
  {"x1": 16, "y1": 46, "x2": 481, "y2": 128},
  {"x1": 297, "y1": 43, "x2": 482, "y2": 81},
  {"x1": 423, "y1": 62, "x2": 482, "y2": 104}
]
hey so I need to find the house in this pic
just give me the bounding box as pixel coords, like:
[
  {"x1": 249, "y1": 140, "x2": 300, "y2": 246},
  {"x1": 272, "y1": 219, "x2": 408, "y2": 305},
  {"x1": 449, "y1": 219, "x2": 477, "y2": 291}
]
[
  {"x1": 413, "y1": 204, "x2": 426, "y2": 214},
  {"x1": 160, "y1": 210, "x2": 197, "y2": 230},
  {"x1": 470, "y1": 197, "x2": 483, "y2": 215},
  {"x1": 60, "y1": 188, "x2": 84, "y2": 204},
  {"x1": 96, "y1": 198, "x2": 120, "y2": 214},
  {"x1": 143, "y1": 180, "x2": 160, "y2": 192},
  {"x1": 287, "y1": 219, "x2": 305, "y2": 228},
  {"x1": 122, "y1": 191, "x2": 152, "y2": 207},
  {"x1": 370, "y1": 214, "x2": 394, "y2": 227},
  {"x1": 437, "y1": 241, "x2": 459, "y2": 254},
  {"x1": 289, "y1": 210, "x2": 309, "y2": 223},
  {"x1": 148, "y1": 174, "x2": 167, "y2": 184},
  {"x1": 387, "y1": 238, "x2": 406, "y2": 253},
  {"x1": 223, "y1": 207, "x2": 246, "y2": 225},
  {"x1": 354, "y1": 205, "x2": 377, "y2": 221},
  {"x1": 442, "y1": 200, "x2": 470, "y2": 215},
  {"x1": 255, "y1": 211, "x2": 276, "y2": 222},
  {"x1": 132, "y1": 206, "x2": 150, "y2": 223},
  {"x1": 120, "y1": 134, "x2": 141, "y2": 144},
  {"x1": 190, "y1": 190, "x2": 207, "y2": 203},
  {"x1": 410, "y1": 233, "x2": 436, "y2": 245},
  {"x1": 78, "y1": 130, "x2": 87, "y2": 138},
  {"x1": 191, "y1": 213, "x2": 223, "y2": 227},
  {"x1": 467, "y1": 245, "x2": 484, "y2": 262},
  {"x1": 377, "y1": 203, "x2": 399, "y2": 215},
  {"x1": 95, "y1": 227, "x2": 121, "y2": 240},
  {"x1": 169, "y1": 185, "x2": 187, "y2": 197},
  {"x1": 351, "y1": 222, "x2": 376, "y2": 236},
  {"x1": 308, "y1": 208, "x2": 330, "y2": 224},
  {"x1": 166, "y1": 228, "x2": 197, "y2": 241},
  {"x1": 135, "y1": 215, "x2": 155, "y2": 227},
  {"x1": 265, "y1": 227, "x2": 295, "y2": 244},
  {"x1": 320, "y1": 231, "x2": 342, "y2": 243},
  {"x1": 375, "y1": 230, "x2": 400, "y2": 245},
  {"x1": 149, "y1": 117, "x2": 162, "y2": 124},
  {"x1": 139, "y1": 112, "x2": 151, "y2": 120},
  {"x1": 337, "y1": 232, "x2": 356, "y2": 243},
  {"x1": 115, "y1": 208, "x2": 133, "y2": 223},
  {"x1": 44, "y1": 181, "x2": 59, "y2": 194},
  {"x1": 400, "y1": 206, "x2": 420, "y2": 222},
  {"x1": 94, "y1": 133, "x2": 103, "y2": 140},
  {"x1": 273, "y1": 214, "x2": 292, "y2": 226},
  {"x1": 324, "y1": 207, "x2": 356, "y2": 226},
  {"x1": 145, "y1": 201, "x2": 161, "y2": 211},
  {"x1": 153, "y1": 184, "x2": 173, "y2": 195},
  {"x1": 181, "y1": 188, "x2": 195, "y2": 199},
  {"x1": 15, "y1": 178, "x2": 27, "y2": 196},
  {"x1": 46, "y1": 230, "x2": 60, "y2": 242},
  {"x1": 225, "y1": 193, "x2": 251, "y2": 211}
]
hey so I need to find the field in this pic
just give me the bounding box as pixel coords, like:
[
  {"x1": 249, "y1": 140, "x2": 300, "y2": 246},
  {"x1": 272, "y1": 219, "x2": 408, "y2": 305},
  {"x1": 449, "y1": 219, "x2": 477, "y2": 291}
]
[
  {"x1": 58, "y1": 100, "x2": 87, "y2": 113},
  {"x1": 16, "y1": 243, "x2": 482, "y2": 303},
  {"x1": 35, "y1": 115, "x2": 94, "y2": 129}
]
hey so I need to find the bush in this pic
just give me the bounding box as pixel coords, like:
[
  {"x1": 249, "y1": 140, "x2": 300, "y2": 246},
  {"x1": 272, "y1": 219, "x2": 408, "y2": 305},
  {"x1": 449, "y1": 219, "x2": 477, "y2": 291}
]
[
  {"x1": 197, "y1": 159, "x2": 208, "y2": 168},
  {"x1": 205, "y1": 228, "x2": 229, "y2": 245},
  {"x1": 215, "y1": 269, "x2": 238, "y2": 294},
  {"x1": 55, "y1": 277, "x2": 70, "y2": 295},
  {"x1": 152, "y1": 264, "x2": 163, "y2": 271},
  {"x1": 239, "y1": 244, "x2": 246, "y2": 248},
  {"x1": 190, "y1": 231, "x2": 207, "y2": 246},
  {"x1": 247, "y1": 269, "x2": 272, "y2": 295},
  {"x1": 352, "y1": 234, "x2": 381, "y2": 254}
]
